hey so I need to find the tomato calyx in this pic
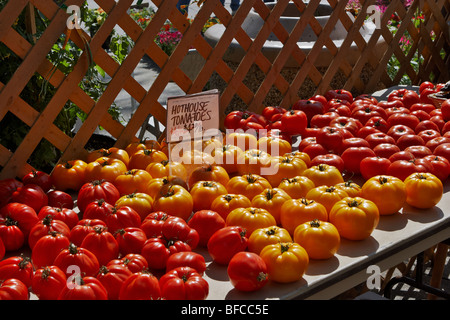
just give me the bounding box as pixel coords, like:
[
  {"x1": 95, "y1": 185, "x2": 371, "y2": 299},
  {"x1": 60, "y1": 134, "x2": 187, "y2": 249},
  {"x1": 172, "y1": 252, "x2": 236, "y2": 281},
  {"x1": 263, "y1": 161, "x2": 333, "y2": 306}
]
[
  {"x1": 4, "y1": 216, "x2": 19, "y2": 227},
  {"x1": 68, "y1": 242, "x2": 80, "y2": 255},
  {"x1": 265, "y1": 227, "x2": 277, "y2": 236},
  {"x1": 223, "y1": 195, "x2": 234, "y2": 202},
  {"x1": 378, "y1": 176, "x2": 389, "y2": 185},
  {"x1": 300, "y1": 198, "x2": 314, "y2": 206},
  {"x1": 310, "y1": 219, "x2": 321, "y2": 228},
  {"x1": 18, "y1": 256, "x2": 31, "y2": 269},
  {"x1": 257, "y1": 271, "x2": 269, "y2": 283},
  {"x1": 265, "y1": 189, "x2": 275, "y2": 200},
  {"x1": 318, "y1": 164, "x2": 329, "y2": 172},
  {"x1": 325, "y1": 186, "x2": 336, "y2": 193},
  {"x1": 347, "y1": 199, "x2": 361, "y2": 207},
  {"x1": 40, "y1": 267, "x2": 52, "y2": 280},
  {"x1": 143, "y1": 149, "x2": 155, "y2": 156},
  {"x1": 280, "y1": 242, "x2": 292, "y2": 254},
  {"x1": 245, "y1": 174, "x2": 258, "y2": 184}
]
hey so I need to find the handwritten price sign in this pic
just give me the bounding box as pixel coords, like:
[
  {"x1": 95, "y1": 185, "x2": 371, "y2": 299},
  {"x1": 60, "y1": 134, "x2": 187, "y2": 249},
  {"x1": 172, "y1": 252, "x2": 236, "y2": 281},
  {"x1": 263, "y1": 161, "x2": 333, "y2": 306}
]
[{"x1": 166, "y1": 90, "x2": 220, "y2": 143}]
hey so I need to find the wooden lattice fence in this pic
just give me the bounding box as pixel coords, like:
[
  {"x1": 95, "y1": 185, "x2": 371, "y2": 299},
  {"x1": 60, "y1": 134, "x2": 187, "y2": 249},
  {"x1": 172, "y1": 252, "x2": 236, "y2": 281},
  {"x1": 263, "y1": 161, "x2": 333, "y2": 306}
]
[{"x1": 0, "y1": 0, "x2": 448, "y2": 179}]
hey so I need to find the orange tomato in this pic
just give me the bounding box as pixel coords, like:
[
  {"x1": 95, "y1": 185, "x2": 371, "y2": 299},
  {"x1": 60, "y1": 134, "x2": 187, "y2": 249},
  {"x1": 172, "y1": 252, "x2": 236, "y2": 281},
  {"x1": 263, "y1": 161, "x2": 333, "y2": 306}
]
[
  {"x1": 277, "y1": 176, "x2": 315, "y2": 199},
  {"x1": 329, "y1": 197, "x2": 380, "y2": 241},
  {"x1": 263, "y1": 155, "x2": 307, "y2": 187},
  {"x1": 251, "y1": 188, "x2": 291, "y2": 225},
  {"x1": 128, "y1": 149, "x2": 168, "y2": 170},
  {"x1": 226, "y1": 207, "x2": 277, "y2": 236},
  {"x1": 84, "y1": 157, "x2": 127, "y2": 183},
  {"x1": 145, "y1": 160, "x2": 187, "y2": 181},
  {"x1": 51, "y1": 160, "x2": 87, "y2": 191},
  {"x1": 259, "y1": 242, "x2": 309, "y2": 283},
  {"x1": 302, "y1": 164, "x2": 344, "y2": 187},
  {"x1": 403, "y1": 172, "x2": 443, "y2": 209},
  {"x1": 211, "y1": 145, "x2": 243, "y2": 174},
  {"x1": 293, "y1": 219, "x2": 340, "y2": 260},
  {"x1": 87, "y1": 147, "x2": 130, "y2": 168},
  {"x1": 236, "y1": 149, "x2": 272, "y2": 176},
  {"x1": 287, "y1": 151, "x2": 311, "y2": 167},
  {"x1": 226, "y1": 174, "x2": 272, "y2": 201},
  {"x1": 305, "y1": 185, "x2": 349, "y2": 213},
  {"x1": 361, "y1": 175, "x2": 406, "y2": 215},
  {"x1": 257, "y1": 136, "x2": 292, "y2": 156},
  {"x1": 224, "y1": 132, "x2": 258, "y2": 151},
  {"x1": 248, "y1": 226, "x2": 292, "y2": 255},
  {"x1": 114, "y1": 169, "x2": 153, "y2": 195},
  {"x1": 189, "y1": 181, "x2": 228, "y2": 212},
  {"x1": 125, "y1": 139, "x2": 161, "y2": 156},
  {"x1": 188, "y1": 164, "x2": 229, "y2": 189},
  {"x1": 210, "y1": 194, "x2": 252, "y2": 220},
  {"x1": 280, "y1": 198, "x2": 328, "y2": 235},
  {"x1": 335, "y1": 181, "x2": 362, "y2": 198}
]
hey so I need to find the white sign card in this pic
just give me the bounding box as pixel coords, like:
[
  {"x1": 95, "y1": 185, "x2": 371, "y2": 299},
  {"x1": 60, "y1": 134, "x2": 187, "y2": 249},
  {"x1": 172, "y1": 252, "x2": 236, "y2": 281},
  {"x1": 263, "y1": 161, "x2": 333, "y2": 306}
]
[{"x1": 166, "y1": 89, "x2": 220, "y2": 143}]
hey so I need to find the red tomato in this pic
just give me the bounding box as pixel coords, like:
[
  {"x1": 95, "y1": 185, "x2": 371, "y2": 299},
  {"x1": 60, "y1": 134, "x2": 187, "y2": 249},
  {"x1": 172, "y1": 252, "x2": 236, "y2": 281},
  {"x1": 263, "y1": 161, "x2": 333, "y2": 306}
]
[
  {"x1": 419, "y1": 81, "x2": 435, "y2": 94},
  {"x1": 329, "y1": 116, "x2": 362, "y2": 136},
  {"x1": 430, "y1": 115, "x2": 446, "y2": 132},
  {"x1": 0, "y1": 222, "x2": 24, "y2": 251},
  {"x1": 187, "y1": 210, "x2": 226, "y2": 247},
  {"x1": 310, "y1": 154, "x2": 345, "y2": 172},
  {"x1": 351, "y1": 104, "x2": 387, "y2": 124},
  {"x1": 11, "y1": 184, "x2": 48, "y2": 213},
  {"x1": 47, "y1": 190, "x2": 74, "y2": 209},
  {"x1": 316, "y1": 126, "x2": 344, "y2": 153},
  {"x1": 0, "y1": 178, "x2": 23, "y2": 208},
  {"x1": 365, "y1": 132, "x2": 396, "y2": 149},
  {"x1": 373, "y1": 143, "x2": 401, "y2": 159},
  {"x1": 160, "y1": 266, "x2": 209, "y2": 300},
  {"x1": 356, "y1": 126, "x2": 382, "y2": 139},
  {"x1": 0, "y1": 278, "x2": 29, "y2": 300},
  {"x1": 434, "y1": 143, "x2": 450, "y2": 163},
  {"x1": 0, "y1": 238, "x2": 4, "y2": 261},
  {"x1": 281, "y1": 110, "x2": 307, "y2": 135},
  {"x1": 140, "y1": 211, "x2": 185, "y2": 238},
  {"x1": 141, "y1": 237, "x2": 192, "y2": 270},
  {"x1": 441, "y1": 99, "x2": 450, "y2": 121},
  {"x1": 0, "y1": 202, "x2": 38, "y2": 239},
  {"x1": 417, "y1": 129, "x2": 441, "y2": 144},
  {"x1": 387, "y1": 113, "x2": 420, "y2": 129},
  {"x1": 82, "y1": 199, "x2": 114, "y2": 222},
  {"x1": 262, "y1": 106, "x2": 287, "y2": 122},
  {"x1": 387, "y1": 88, "x2": 420, "y2": 108},
  {"x1": 414, "y1": 120, "x2": 440, "y2": 134},
  {"x1": 0, "y1": 255, "x2": 34, "y2": 288},
  {"x1": 165, "y1": 251, "x2": 206, "y2": 275},
  {"x1": 105, "y1": 205, "x2": 142, "y2": 234},
  {"x1": 419, "y1": 88, "x2": 438, "y2": 104},
  {"x1": 37, "y1": 206, "x2": 79, "y2": 230},
  {"x1": 28, "y1": 214, "x2": 71, "y2": 249},
  {"x1": 96, "y1": 264, "x2": 132, "y2": 300},
  {"x1": 410, "y1": 103, "x2": 435, "y2": 114},
  {"x1": 365, "y1": 116, "x2": 389, "y2": 133},
  {"x1": 291, "y1": 99, "x2": 324, "y2": 125},
  {"x1": 377, "y1": 100, "x2": 405, "y2": 110},
  {"x1": 310, "y1": 112, "x2": 339, "y2": 128},
  {"x1": 404, "y1": 145, "x2": 432, "y2": 159},
  {"x1": 411, "y1": 109, "x2": 431, "y2": 121},
  {"x1": 360, "y1": 157, "x2": 392, "y2": 180},
  {"x1": 340, "y1": 147, "x2": 376, "y2": 175},
  {"x1": 22, "y1": 170, "x2": 52, "y2": 193},
  {"x1": 387, "y1": 124, "x2": 415, "y2": 142},
  {"x1": 107, "y1": 253, "x2": 148, "y2": 274},
  {"x1": 80, "y1": 226, "x2": 120, "y2": 266},
  {"x1": 423, "y1": 155, "x2": 450, "y2": 181},
  {"x1": 387, "y1": 159, "x2": 431, "y2": 181},
  {"x1": 31, "y1": 266, "x2": 67, "y2": 300},
  {"x1": 58, "y1": 276, "x2": 108, "y2": 300},
  {"x1": 118, "y1": 271, "x2": 161, "y2": 300},
  {"x1": 426, "y1": 137, "x2": 450, "y2": 153},
  {"x1": 207, "y1": 226, "x2": 248, "y2": 265},
  {"x1": 69, "y1": 219, "x2": 106, "y2": 247},
  {"x1": 324, "y1": 89, "x2": 353, "y2": 102},
  {"x1": 227, "y1": 251, "x2": 269, "y2": 292},
  {"x1": 53, "y1": 242, "x2": 100, "y2": 278},
  {"x1": 77, "y1": 180, "x2": 120, "y2": 213},
  {"x1": 114, "y1": 227, "x2": 147, "y2": 256},
  {"x1": 31, "y1": 231, "x2": 71, "y2": 269},
  {"x1": 396, "y1": 134, "x2": 425, "y2": 151},
  {"x1": 340, "y1": 137, "x2": 371, "y2": 154}
]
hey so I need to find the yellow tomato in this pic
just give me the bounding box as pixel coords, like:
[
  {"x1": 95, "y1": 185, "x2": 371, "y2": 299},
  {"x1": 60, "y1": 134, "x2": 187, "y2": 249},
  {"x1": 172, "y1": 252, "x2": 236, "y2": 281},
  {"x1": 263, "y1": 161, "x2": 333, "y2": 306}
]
[
  {"x1": 115, "y1": 192, "x2": 154, "y2": 221},
  {"x1": 334, "y1": 181, "x2": 362, "y2": 198},
  {"x1": 280, "y1": 198, "x2": 328, "y2": 235},
  {"x1": 287, "y1": 151, "x2": 311, "y2": 167},
  {"x1": 211, "y1": 144, "x2": 243, "y2": 174},
  {"x1": 257, "y1": 136, "x2": 292, "y2": 156},
  {"x1": 259, "y1": 242, "x2": 309, "y2": 283},
  {"x1": 305, "y1": 185, "x2": 349, "y2": 214},
  {"x1": 84, "y1": 157, "x2": 127, "y2": 183},
  {"x1": 152, "y1": 185, "x2": 194, "y2": 221},
  {"x1": 293, "y1": 219, "x2": 340, "y2": 260},
  {"x1": 145, "y1": 160, "x2": 187, "y2": 181},
  {"x1": 188, "y1": 164, "x2": 229, "y2": 189},
  {"x1": 224, "y1": 132, "x2": 258, "y2": 151},
  {"x1": 248, "y1": 226, "x2": 292, "y2": 255},
  {"x1": 251, "y1": 188, "x2": 292, "y2": 225},
  {"x1": 210, "y1": 194, "x2": 252, "y2": 220},
  {"x1": 263, "y1": 155, "x2": 308, "y2": 187},
  {"x1": 329, "y1": 197, "x2": 380, "y2": 241},
  {"x1": 302, "y1": 164, "x2": 344, "y2": 187},
  {"x1": 236, "y1": 149, "x2": 272, "y2": 176},
  {"x1": 226, "y1": 174, "x2": 272, "y2": 201},
  {"x1": 87, "y1": 147, "x2": 130, "y2": 168},
  {"x1": 128, "y1": 149, "x2": 168, "y2": 170},
  {"x1": 190, "y1": 181, "x2": 228, "y2": 212},
  {"x1": 361, "y1": 175, "x2": 406, "y2": 215},
  {"x1": 277, "y1": 176, "x2": 315, "y2": 199},
  {"x1": 404, "y1": 172, "x2": 443, "y2": 209},
  {"x1": 226, "y1": 207, "x2": 277, "y2": 236}
]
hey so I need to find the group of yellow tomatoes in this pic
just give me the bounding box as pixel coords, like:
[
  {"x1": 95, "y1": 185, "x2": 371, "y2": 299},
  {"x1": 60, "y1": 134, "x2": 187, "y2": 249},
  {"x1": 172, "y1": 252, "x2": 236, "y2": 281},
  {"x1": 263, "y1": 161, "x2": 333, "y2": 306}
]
[{"x1": 49, "y1": 132, "x2": 445, "y2": 284}]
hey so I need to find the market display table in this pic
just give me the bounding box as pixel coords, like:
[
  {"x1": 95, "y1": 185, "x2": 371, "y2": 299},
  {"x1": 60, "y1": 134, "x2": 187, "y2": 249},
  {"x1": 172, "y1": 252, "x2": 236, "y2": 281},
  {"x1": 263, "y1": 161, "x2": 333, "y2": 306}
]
[
  {"x1": 202, "y1": 85, "x2": 450, "y2": 300},
  {"x1": 202, "y1": 181, "x2": 450, "y2": 299}
]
